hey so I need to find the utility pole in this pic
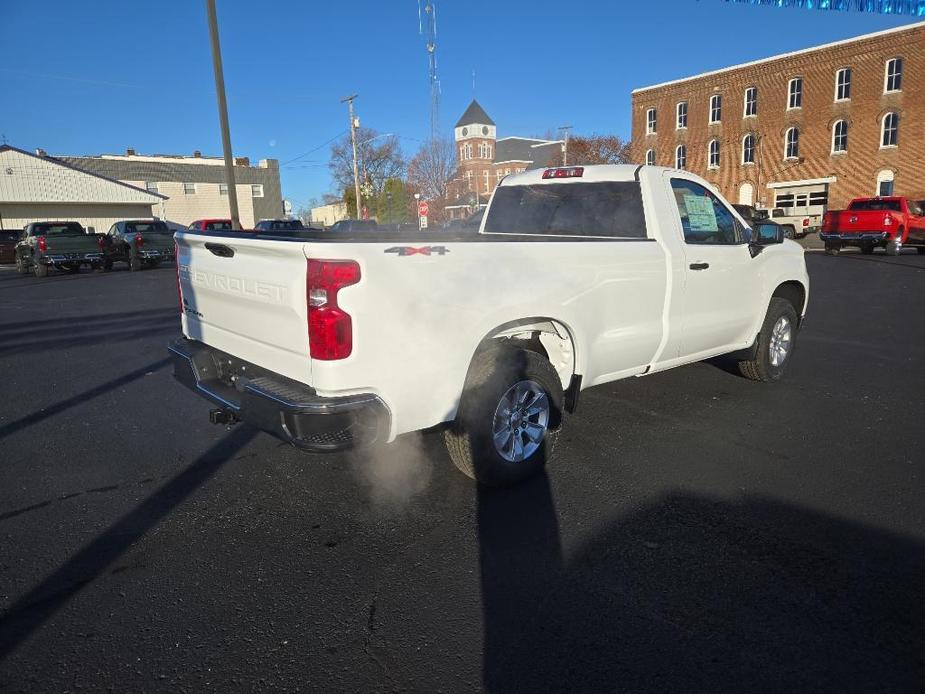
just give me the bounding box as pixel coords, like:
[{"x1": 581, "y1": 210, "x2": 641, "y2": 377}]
[
  {"x1": 558, "y1": 125, "x2": 572, "y2": 166},
  {"x1": 341, "y1": 94, "x2": 362, "y2": 219},
  {"x1": 205, "y1": 0, "x2": 241, "y2": 230}
]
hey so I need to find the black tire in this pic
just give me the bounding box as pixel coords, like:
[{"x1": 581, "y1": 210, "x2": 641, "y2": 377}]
[
  {"x1": 738, "y1": 298, "x2": 799, "y2": 383},
  {"x1": 824, "y1": 243, "x2": 840, "y2": 256},
  {"x1": 860, "y1": 244, "x2": 874, "y2": 255},
  {"x1": 34, "y1": 262, "x2": 49, "y2": 278},
  {"x1": 445, "y1": 344, "x2": 564, "y2": 486},
  {"x1": 886, "y1": 231, "x2": 903, "y2": 257},
  {"x1": 15, "y1": 254, "x2": 29, "y2": 274},
  {"x1": 917, "y1": 247, "x2": 925, "y2": 255},
  {"x1": 783, "y1": 226, "x2": 795, "y2": 240},
  {"x1": 65, "y1": 264, "x2": 80, "y2": 274},
  {"x1": 129, "y1": 251, "x2": 143, "y2": 271},
  {"x1": 147, "y1": 260, "x2": 161, "y2": 269},
  {"x1": 95, "y1": 259, "x2": 112, "y2": 273}
]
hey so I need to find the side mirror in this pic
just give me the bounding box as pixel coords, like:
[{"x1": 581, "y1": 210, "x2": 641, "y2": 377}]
[{"x1": 756, "y1": 223, "x2": 785, "y2": 245}]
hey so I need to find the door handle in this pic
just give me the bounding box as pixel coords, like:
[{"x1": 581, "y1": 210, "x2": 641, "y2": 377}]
[
  {"x1": 205, "y1": 243, "x2": 235, "y2": 258},
  {"x1": 689, "y1": 262, "x2": 710, "y2": 270}
]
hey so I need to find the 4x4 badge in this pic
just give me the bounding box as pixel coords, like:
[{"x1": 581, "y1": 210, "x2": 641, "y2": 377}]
[{"x1": 384, "y1": 246, "x2": 449, "y2": 256}]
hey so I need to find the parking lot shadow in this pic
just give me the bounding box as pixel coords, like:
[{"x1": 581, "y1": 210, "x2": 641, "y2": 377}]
[
  {"x1": 0, "y1": 427, "x2": 257, "y2": 661},
  {"x1": 477, "y1": 485, "x2": 925, "y2": 692},
  {"x1": 0, "y1": 357, "x2": 171, "y2": 441}
]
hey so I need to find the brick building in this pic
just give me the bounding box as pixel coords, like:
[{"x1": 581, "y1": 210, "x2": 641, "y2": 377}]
[
  {"x1": 630, "y1": 21, "x2": 924, "y2": 215},
  {"x1": 445, "y1": 100, "x2": 561, "y2": 220}
]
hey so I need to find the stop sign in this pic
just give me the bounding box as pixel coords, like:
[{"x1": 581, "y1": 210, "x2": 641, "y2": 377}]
[{"x1": 418, "y1": 201, "x2": 429, "y2": 217}]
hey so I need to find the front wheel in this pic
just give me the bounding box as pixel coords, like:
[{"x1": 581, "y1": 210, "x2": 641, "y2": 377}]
[
  {"x1": 737, "y1": 298, "x2": 799, "y2": 383},
  {"x1": 860, "y1": 244, "x2": 874, "y2": 255},
  {"x1": 15, "y1": 254, "x2": 29, "y2": 274},
  {"x1": 445, "y1": 345, "x2": 564, "y2": 486},
  {"x1": 824, "y1": 243, "x2": 840, "y2": 256}
]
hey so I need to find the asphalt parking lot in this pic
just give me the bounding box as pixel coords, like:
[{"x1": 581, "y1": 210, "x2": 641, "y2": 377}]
[{"x1": 0, "y1": 250, "x2": 923, "y2": 693}]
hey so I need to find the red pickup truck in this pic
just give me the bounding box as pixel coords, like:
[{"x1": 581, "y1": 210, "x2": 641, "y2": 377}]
[{"x1": 821, "y1": 197, "x2": 925, "y2": 256}]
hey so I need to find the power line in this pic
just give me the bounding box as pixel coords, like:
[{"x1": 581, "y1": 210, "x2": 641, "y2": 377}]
[{"x1": 281, "y1": 130, "x2": 348, "y2": 166}]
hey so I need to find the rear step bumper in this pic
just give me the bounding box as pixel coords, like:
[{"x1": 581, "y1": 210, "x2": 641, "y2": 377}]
[
  {"x1": 819, "y1": 231, "x2": 890, "y2": 245},
  {"x1": 169, "y1": 338, "x2": 389, "y2": 452}
]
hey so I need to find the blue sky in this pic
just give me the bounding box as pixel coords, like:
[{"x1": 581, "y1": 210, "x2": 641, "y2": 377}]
[{"x1": 0, "y1": 1, "x2": 916, "y2": 209}]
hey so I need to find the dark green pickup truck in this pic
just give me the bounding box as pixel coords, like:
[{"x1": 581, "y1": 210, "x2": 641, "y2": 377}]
[
  {"x1": 101, "y1": 220, "x2": 175, "y2": 271},
  {"x1": 15, "y1": 221, "x2": 106, "y2": 276}
]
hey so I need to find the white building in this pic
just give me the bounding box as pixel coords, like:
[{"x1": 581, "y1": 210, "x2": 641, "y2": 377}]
[
  {"x1": 310, "y1": 201, "x2": 348, "y2": 227},
  {"x1": 0, "y1": 145, "x2": 164, "y2": 233},
  {"x1": 59, "y1": 149, "x2": 283, "y2": 229}
]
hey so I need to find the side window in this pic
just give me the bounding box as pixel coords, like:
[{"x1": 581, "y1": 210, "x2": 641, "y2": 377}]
[
  {"x1": 107, "y1": 224, "x2": 118, "y2": 236},
  {"x1": 670, "y1": 178, "x2": 741, "y2": 246}
]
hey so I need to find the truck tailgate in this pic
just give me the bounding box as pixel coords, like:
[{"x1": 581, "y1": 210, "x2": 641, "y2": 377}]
[{"x1": 177, "y1": 232, "x2": 312, "y2": 384}]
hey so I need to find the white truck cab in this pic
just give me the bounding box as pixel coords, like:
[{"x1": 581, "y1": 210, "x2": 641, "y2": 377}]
[{"x1": 171, "y1": 165, "x2": 808, "y2": 485}]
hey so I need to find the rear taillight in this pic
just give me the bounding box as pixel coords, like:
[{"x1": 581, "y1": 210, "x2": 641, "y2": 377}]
[
  {"x1": 307, "y1": 259, "x2": 361, "y2": 360},
  {"x1": 97, "y1": 235, "x2": 106, "y2": 250},
  {"x1": 175, "y1": 242, "x2": 183, "y2": 314},
  {"x1": 135, "y1": 233, "x2": 144, "y2": 247},
  {"x1": 802, "y1": 218, "x2": 810, "y2": 227},
  {"x1": 823, "y1": 212, "x2": 831, "y2": 226},
  {"x1": 38, "y1": 236, "x2": 47, "y2": 253},
  {"x1": 883, "y1": 215, "x2": 893, "y2": 226}
]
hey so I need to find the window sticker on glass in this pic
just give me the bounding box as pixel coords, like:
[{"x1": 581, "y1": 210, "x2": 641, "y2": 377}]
[{"x1": 683, "y1": 195, "x2": 718, "y2": 232}]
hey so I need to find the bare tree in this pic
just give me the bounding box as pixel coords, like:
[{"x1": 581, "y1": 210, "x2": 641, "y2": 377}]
[
  {"x1": 407, "y1": 137, "x2": 456, "y2": 202},
  {"x1": 557, "y1": 134, "x2": 632, "y2": 166},
  {"x1": 328, "y1": 128, "x2": 405, "y2": 204}
]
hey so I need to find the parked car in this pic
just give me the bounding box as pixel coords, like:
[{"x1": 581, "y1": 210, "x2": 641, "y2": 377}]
[
  {"x1": 327, "y1": 219, "x2": 378, "y2": 232},
  {"x1": 15, "y1": 221, "x2": 106, "y2": 276},
  {"x1": 101, "y1": 220, "x2": 175, "y2": 271},
  {"x1": 733, "y1": 205, "x2": 797, "y2": 239},
  {"x1": 254, "y1": 219, "x2": 308, "y2": 232},
  {"x1": 188, "y1": 219, "x2": 234, "y2": 232},
  {"x1": 0, "y1": 229, "x2": 19, "y2": 264},
  {"x1": 442, "y1": 209, "x2": 485, "y2": 232},
  {"x1": 820, "y1": 196, "x2": 925, "y2": 255},
  {"x1": 170, "y1": 164, "x2": 808, "y2": 486}
]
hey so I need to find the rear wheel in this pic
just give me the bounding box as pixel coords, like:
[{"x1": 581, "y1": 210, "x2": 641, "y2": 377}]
[
  {"x1": 15, "y1": 254, "x2": 29, "y2": 274},
  {"x1": 737, "y1": 298, "x2": 799, "y2": 383},
  {"x1": 917, "y1": 247, "x2": 925, "y2": 255},
  {"x1": 782, "y1": 226, "x2": 795, "y2": 240},
  {"x1": 445, "y1": 345, "x2": 564, "y2": 486},
  {"x1": 824, "y1": 243, "x2": 840, "y2": 256},
  {"x1": 65, "y1": 264, "x2": 80, "y2": 274},
  {"x1": 860, "y1": 244, "x2": 874, "y2": 255},
  {"x1": 34, "y1": 262, "x2": 49, "y2": 278},
  {"x1": 886, "y1": 231, "x2": 903, "y2": 256},
  {"x1": 129, "y1": 251, "x2": 143, "y2": 271}
]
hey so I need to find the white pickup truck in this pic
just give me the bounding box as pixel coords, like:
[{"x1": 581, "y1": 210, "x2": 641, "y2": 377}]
[{"x1": 170, "y1": 165, "x2": 809, "y2": 485}]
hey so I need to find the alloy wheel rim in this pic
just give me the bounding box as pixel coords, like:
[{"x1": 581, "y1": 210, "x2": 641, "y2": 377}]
[
  {"x1": 769, "y1": 316, "x2": 792, "y2": 367},
  {"x1": 492, "y1": 380, "x2": 550, "y2": 463}
]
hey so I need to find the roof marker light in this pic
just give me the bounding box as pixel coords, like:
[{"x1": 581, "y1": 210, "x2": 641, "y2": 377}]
[{"x1": 542, "y1": 167, "x2": 585, "y2": 179}]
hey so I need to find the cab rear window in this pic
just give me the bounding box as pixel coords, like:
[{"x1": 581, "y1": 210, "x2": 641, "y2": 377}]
[
  {"x1": 126, "y1": 222, "x2": 169, "y2": 233},
  {"x1": 484, "y1": 182, "x2": 647, "y2": 238},
  {"x1": 847, "y1": 200, "x2": 901, "y2": 212}
]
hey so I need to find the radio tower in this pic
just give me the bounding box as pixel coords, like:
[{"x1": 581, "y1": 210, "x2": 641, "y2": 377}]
[{"x1": 419, "y1": 1, "x2": 440, "y2": 143}]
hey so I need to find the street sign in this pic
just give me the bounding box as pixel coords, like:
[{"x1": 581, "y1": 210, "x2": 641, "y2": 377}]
[
  {"x1": 418, "y1": 201, "x2": 429, "y2": 217},
  {"x1": 419, "y1": 216, "x2": 428, "y2": 229}
]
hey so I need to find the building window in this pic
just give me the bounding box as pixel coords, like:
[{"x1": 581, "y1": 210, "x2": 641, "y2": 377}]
[
  {"x1": 709, "y1": 94, "x2": 722, "y2": 123},
  {"x1": 496, "y1": 170, "x2": 503, "y2": 182},
  {"x1": 832, "y1": 120, "x2": 848, "y2": 153},
  {"x1": 675, "y1": 144, "x2": 686, "y2": 170},
  {"x1": 885, "y1": 57, "x2": 903, "y2": 93},
  {"x1": 478, "y1": 143, "x2": 492, "y2": 159},
  {"x1": 183, "y1": 182, "x2": 196, "y2": 195},
  {"x1": 483, "y1": 170, "x2": 489, "y2": 193},
  {"x1": 708, "y1": 139, "x2": 720, "y2": 169},
  {"x1": 252, "y1": 184, "x2": 264, "y2": 197},
  {"x1": 676, "y1": 102, "x2": 687, "y2": 129},
  {"x1": 743, "y1": 86, "x2": 757, "y2": 117},
  {"x1": 788, "y1": 77, "x2": 802, "y2": 109},
  {"x1": 465, "y1": 170, "x2": 473, "y2": 188},
  {"x1": 459, "y1": 146, "x2": 464, "y2": 160},
  {"x1": 465, "y1": 144, "x2": 473, "y2": 160},
  {"x1": 835, "y1": 68, "x2": 851, "y2": 101},
  {"x1": 876, "y1": 169, "x2": 894, "y2": 196},
  {"x1": 881, "y1": 112, "x2": 899, "y2": 147},
  {"x1": 145, "y1": 181, "x2": 159, "y2": 193},
  {"x1": 646, "y1": 108, "x2": 656, "y2": 135},
  {"x1": 645, "y1": 149, "x2": 655, "y2": 166},
  {"x1": 785, "y1": 127, "x2": 799, "y2": 159},
  {"x1": 219, "y1": 183, "x2": 228, "y2": 195},
  {"x1": 742, "y1": 134, "x2": 756, "y2": 164}
]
